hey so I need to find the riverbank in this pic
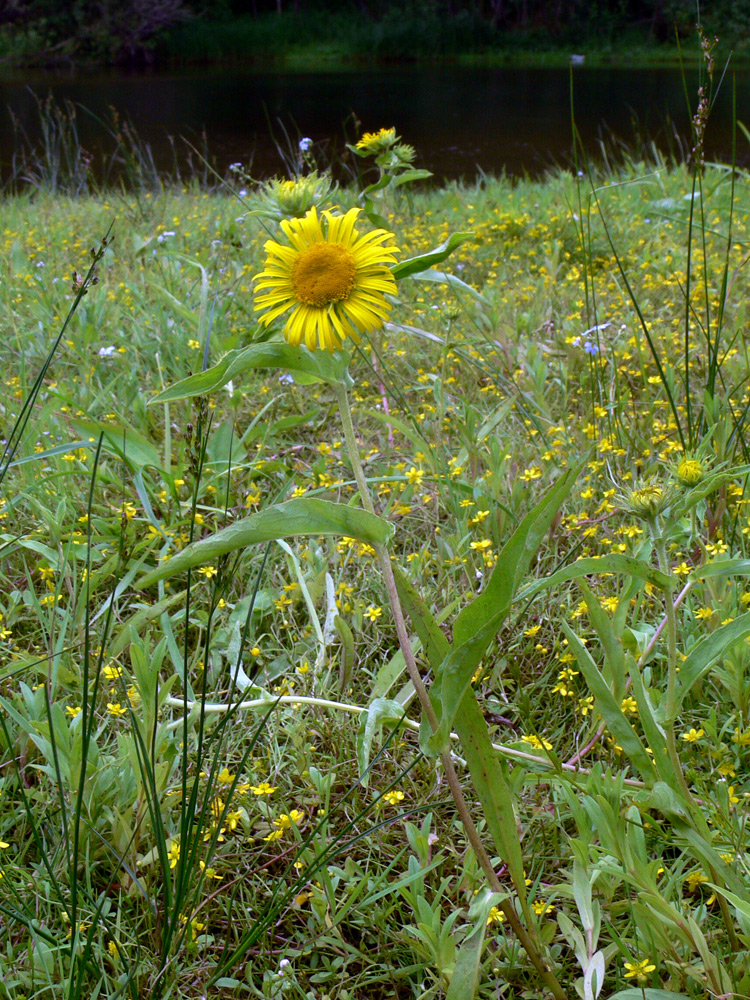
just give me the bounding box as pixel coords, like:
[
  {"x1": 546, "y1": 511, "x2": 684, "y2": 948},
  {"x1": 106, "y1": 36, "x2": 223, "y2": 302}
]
[
  {"x1": 1, "y1": 7, "x2": 745, "y2": 73},
  {"x1": 157, "y1": 12, "x2": 734, "y2": 70}
]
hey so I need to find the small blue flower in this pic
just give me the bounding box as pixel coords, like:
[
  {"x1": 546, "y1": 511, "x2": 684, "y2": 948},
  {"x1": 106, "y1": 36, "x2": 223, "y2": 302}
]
[
  {"x1": 584, "y1": 341, "x2": 600, "y2": 356},
  {"x1": 299, "y1": 137, "x2": 313, "y2": 153}
]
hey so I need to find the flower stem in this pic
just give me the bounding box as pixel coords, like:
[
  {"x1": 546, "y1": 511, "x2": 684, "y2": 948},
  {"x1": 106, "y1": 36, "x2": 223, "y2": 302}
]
[{"x1": 333, "y1": 381, "x2": 567, "y2": 999}]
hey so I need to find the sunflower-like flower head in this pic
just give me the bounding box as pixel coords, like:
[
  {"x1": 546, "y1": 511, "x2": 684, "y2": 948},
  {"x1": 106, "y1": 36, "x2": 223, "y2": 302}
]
[
  {"x1": 355, "y1": 128, "x2": 398, "y2": 155},
  {"x1": 255, "y1": 171, "x2": 334, "y2": 220},
  {"x1": 253, "y1": 206, "x2": 400, "y2": 353},
  {"x1": 670, "y1": 452, "x2": 708, "y2": 487},
  {"x1": 617, "y1": 477, "x2": 677, "y2": 521}
]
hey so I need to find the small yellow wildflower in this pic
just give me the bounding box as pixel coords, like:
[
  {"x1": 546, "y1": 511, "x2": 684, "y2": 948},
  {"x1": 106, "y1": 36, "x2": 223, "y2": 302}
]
[
  {"x1": 364, "y1": 605, "x2": 383, "y2": 622},
  {"x1": 623, "y1": 958, "x2": 655, "y2": 982},
  {"x1": 521, "y1": 734, "x2": 553, "y2": 751},
  {"x1": 250, "y1": 782, "x2": 277, "y2": 796},
  {"x1": 681, "y1": 727, "x2": 704, "y2": 743},
  {"x1": 274, "y1": 809, "x2": 305, "y2": 830},
  {"x1": 380, "y1": 790, "x2": 405, "y2": 807},
  {"x1": 532, "y1": 900, "x2": 555, "y2": 916}
]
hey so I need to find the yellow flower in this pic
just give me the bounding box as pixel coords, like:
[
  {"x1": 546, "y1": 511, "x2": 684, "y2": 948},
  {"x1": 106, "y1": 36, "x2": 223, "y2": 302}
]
[
  {"x1": 532, "y1": 900, "x2": 555, "y2": 916},
  {"x1": 681, "y1": 727, "x2": 704, "y2": 743},
  {"x1": 380, "y1": 789, "x2": 405, "y2": 806},
  {"x1": 364, "y1": 605, "x2": 383, "y2": 622},
  {"x1": 355, "y1": 127, "x2": 398, "y2": 153},
  {"x1": 675, "y1": 456, "x2": 705, "y2": 486},
  {"x1": 253, "y1": 207, "x2": 399, "y2": 352},
  {"x1": 274, "y1": 809, "x2": 305, "y2": 830},
  {"x1": 624, "y1": 958, "x2": 655, "y2": 982},
  {"x1": 250, "y1": 781, "x2": 277, "y2": 796},
  {"x1": 521, "y1": 734, "x2": 553, "y2": 751}
]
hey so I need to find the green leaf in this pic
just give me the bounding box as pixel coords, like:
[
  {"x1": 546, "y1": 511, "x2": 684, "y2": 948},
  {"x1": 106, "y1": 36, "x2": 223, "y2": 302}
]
[
  {"x1": 391, "y1": 232, "x2": 475, "y2": 280},
  {"x1": 71, "y1": 420, "x2": 161, "y2": 470},
  {"x1": 672, "y1": 612, "x2": 750, "y2": 717},
  {"x1": 149, "y1": 343, "x2": 352, "y2": 404},
  {"x1": 690, "y1": 558, "x2": 750, "y2": 580},
  {"x1": 360, "y1": 853, "x2": 445, "y2": 907},
  {"x1": 454, "y1": 465, "x2": 580, "y2": 647},
  {"x1": 608, "y1": 992, "x2": 692, "y2": 1000},
  {"x1": 707, "y1": 883, "x2": 750, "y2": 921},
  {"x1": 392, "y1": 565, "x2": 530, "y2": 916},
  {"x1": 392, "y1": 564, "x2": 451, "y2": 663},
  {"x1": 518, "y1": 553, "x2": 671, "y2": 603},
  {"x1": 357, "y1": 698, "x2": 408, "y2": 784},
  {"x1": 392, "y1": 168, "x2": 433, "y2": 187},
  {"x1": 423, "y1": 618, "x2": 506, "y2": 755},
  {"x1": 562, "y1": 621, "x2": 658, "y2": 784},
  {"x1": 576, "y1": 579, "x2": 626, "y2": 699},
  {"x1": 6, "y1": 438, "x2": 94, "y2": 468},
  {"x1": 674, "y1": 467, "x2": 750, "y2": 517},
  {"x1": 445, "y1": 918, "x2": 486, "y2": 1000},
  {"x1": 136, "y1": 498, "x2": 393, "y2": 589},
  {"x1": 451, "y1": 697, "x2": 531, "y2": 922},
  {"x1": 412, "y1": 267, "x2": 490, "y2": 305},
  {"x1": 627, "y1": 668, "x2": 675, "y2": 792}
]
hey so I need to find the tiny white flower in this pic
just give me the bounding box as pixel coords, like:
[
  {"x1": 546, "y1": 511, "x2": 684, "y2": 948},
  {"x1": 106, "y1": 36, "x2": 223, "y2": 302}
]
[{"x1": 98, "y1": 346, "x2": 117, "y2": 358}]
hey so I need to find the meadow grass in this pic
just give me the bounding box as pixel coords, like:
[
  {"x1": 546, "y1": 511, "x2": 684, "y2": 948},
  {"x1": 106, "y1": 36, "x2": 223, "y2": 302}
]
[{"x1": 2, "y1": 150, "x2": 750, "y2": 999}]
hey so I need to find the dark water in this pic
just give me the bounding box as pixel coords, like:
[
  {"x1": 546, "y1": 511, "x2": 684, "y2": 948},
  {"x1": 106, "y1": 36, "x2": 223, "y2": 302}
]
[{"x1": 0, "y1": 64, "x2": 747, "y2": 184}]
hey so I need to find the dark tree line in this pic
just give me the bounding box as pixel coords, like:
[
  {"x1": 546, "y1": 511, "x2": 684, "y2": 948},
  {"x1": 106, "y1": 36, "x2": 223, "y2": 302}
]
[{"x1": 0, "y1": 0, "x2": 747, "y2": 64}]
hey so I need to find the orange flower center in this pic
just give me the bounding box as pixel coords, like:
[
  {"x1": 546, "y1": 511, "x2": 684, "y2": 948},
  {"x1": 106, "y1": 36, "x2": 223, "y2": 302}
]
[{"x1": 290, "y1": 242, "x2": 356, "y2": 307}]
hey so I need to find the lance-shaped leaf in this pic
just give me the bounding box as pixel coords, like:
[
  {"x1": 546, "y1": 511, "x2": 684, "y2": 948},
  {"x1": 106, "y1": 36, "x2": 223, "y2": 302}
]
[
  {"x1": 562, "y1": 621, "x2": 658, "y2": 785},
  {"x1": 357, "y1": 698, "x2": 408, "y2": 785},
  {"x1": 136, "y1": 498, "x2": 393, "y2": 589},
  {"x1": 671, "y1": 612, "x2": 750, "y2": 718},
  {"x1": 454, "y1": 465, "x2": 580, "y2": 648},
  {"x1": 150, "y1": 343, "x2": 352, "y2": 405},
  {"x1": 392, "y1": 566, "x2": 531, "y2": 921},
  {"x1": 517, "y1": 553, "x2": 671, "y2": 603},
  {"x1": 608, "y1": 992, "x2": 692, "y2": 1000},
  {"x1": 391, "y1": 232, "x2": 474, "y2": 280},
  {"x1": 445, "y1": 890, "x2": 506, "y2": 1000}
]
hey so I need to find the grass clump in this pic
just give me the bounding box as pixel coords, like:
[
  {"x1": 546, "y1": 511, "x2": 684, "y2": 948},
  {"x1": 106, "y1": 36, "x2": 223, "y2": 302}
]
[{"x1": 2, "y1": 125, "x2": 750, "y2": 1000}]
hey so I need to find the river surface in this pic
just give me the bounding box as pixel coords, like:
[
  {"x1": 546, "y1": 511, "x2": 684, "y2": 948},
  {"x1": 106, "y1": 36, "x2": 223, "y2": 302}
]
[{"x1": 0, "y1": 65, "x2": 747, "y2": 184}]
